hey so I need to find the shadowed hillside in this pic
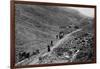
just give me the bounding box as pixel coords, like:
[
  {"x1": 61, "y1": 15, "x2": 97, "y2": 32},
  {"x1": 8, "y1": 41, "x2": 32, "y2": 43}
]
[{"x1": 15, "y1": 4, "x2": 94, "y2": 64}]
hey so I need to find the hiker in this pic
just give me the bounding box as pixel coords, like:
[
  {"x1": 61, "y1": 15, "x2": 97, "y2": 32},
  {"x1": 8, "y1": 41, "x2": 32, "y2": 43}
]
[
  {"x1": 19, "y1": 52, "x2": 26, "y2": 60},
  {"x1": 50, "y1": 40, "x2": 53, "y2": 46},
  {"x1": 22, "y1": 52, "x2": 26, "y2": 59},
  {"x1": 25, "y1": 52, "x2": 30, "y2": 59},
  {"x1": 59, "y1": 31, "x2": 64, "y2": 39},
  {"x1": 47, "y1": 45, "x2": 51, "y2": 52},
  {"x1": 56, "y1": 31, "x2": 64, "y2": 39},
  {"x1": 56, "y1": 34, "x2": 59, "y2": 39}
]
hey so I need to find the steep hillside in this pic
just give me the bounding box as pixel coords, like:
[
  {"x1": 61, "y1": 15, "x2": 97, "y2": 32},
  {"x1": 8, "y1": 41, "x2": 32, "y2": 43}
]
[{"x1": 15, "y1": 4, "x2": 94, "y2": 64}]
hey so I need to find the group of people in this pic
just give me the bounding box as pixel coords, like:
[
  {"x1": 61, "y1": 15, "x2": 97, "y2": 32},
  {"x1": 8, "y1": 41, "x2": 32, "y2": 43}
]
[
  {"x1": 18, "y1": 52, "x2": 30, "y2": 61},
  {"x1": 18, "y1": 49, "x2": 40, "y2": 62},
  {"x1": 18, "y1": 31, "x2": 65, "y2": 62},
  {"x1": 47, "y1": 31, "x2": 64, "y2": 52},
  {"x1": 56, "y1": 31, "x2": 64, "y2": 39},
  {"x1": 38, "y1": 31, "x2": 65, "y2": 62},
  {"x1": 47, "y1": 40, "x2": 53, "y2": 52}
]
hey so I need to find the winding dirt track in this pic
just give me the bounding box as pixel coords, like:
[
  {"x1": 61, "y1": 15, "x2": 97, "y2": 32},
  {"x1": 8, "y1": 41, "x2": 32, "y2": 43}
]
[
  {"x1": 29, "y1": 29, "x2": 82, "y2": 64},
  {"x1": 16, "y1": 29, "x2": 82, "y2": 66}
]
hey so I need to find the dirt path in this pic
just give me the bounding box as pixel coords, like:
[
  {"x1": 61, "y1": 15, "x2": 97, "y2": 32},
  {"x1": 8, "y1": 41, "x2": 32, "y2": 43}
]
[
  {"x1": 29, "y1": 29, "x2": 82, "y2": 64},
  {"x1": 50, "y1": 29, "x2": 81, "y2": 52},
  {"x1": 16, "y1": 29, "x2": 82, "y2": 65}
]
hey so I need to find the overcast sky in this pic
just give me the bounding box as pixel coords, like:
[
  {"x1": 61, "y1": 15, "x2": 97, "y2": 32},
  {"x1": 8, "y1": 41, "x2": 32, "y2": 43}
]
[{"x1": 67, "y1": 7, "x2": 94, "y2": 17}]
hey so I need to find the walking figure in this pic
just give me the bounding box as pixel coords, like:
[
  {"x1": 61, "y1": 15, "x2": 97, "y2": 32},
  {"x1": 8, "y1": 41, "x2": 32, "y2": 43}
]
[
  {"x1": 50, "y1": 40, "x2": 53, "y2": 46},
  {"x1": 56, "y1": 35, "x2": 59, "y2": 39},
  {"x1": 47, "y1": 45, "x2": 51, "y2": 52},
  {"x1": 59, "y1": 31, "x2": 64, "y2": 39},
  {"x1": 56, "y1": 31, "x2": 64, "y2": 39},
  {"x1": 25, "y1": 53, "x2": 30, "y2": 59}
]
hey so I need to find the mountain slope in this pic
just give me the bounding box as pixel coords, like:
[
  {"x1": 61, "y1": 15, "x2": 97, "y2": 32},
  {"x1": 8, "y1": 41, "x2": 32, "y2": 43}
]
[{"x1": 15, "y1": 4, "x2": 94, "y2": 63}]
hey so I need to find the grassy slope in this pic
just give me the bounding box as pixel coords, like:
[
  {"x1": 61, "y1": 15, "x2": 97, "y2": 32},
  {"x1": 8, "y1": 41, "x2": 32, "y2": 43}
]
[{"x1": 15, "y1": 4, "x2": 94, "y2": 63}]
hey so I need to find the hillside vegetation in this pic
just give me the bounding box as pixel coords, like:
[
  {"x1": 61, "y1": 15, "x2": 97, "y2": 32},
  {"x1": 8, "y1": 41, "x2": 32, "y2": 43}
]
[{"x1": 15, "y1": 4, "x2": 94, "y2": 64}]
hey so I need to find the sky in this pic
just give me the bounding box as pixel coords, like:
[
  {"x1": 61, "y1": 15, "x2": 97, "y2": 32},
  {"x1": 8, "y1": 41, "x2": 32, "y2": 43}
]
[
  {"x1": 67, "y1": 7, "x2": 95, "y2": 17},
  {"x1": 16, "y1": 0, "x2": 95, "y2": 17}
]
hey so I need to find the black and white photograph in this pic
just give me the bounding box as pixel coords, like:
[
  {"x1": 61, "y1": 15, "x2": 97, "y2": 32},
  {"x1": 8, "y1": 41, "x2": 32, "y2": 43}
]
[{"x1": 14, "y1": 2, "x2": 96, "y2": 67}]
